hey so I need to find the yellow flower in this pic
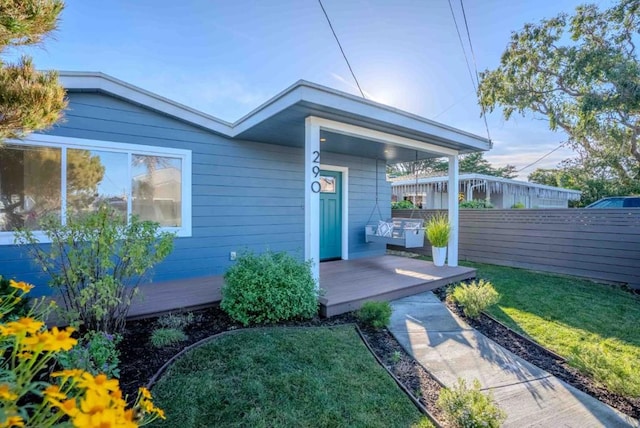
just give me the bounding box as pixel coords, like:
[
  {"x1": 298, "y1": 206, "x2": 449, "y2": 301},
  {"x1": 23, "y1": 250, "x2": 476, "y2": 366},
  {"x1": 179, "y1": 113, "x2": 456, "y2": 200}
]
[
  {"x1": 73, "y1": 407, "x2": 121, "y2": 428},
  {"x1": 0, "y1": 384, "x2": 17, "y2": 401},
  {"x1": 42, "y1": 326, "x2": 77, "y2": 352},
  {"x1": 77, "y1": 372, "x2": 120, "y2": 394},
  {"x1": 0, "y1": 317, "x2": 43, "y2": 336},
  {"x1": 9, "y1": 280, "x2": 34, "y2": 294},
  {"x1": 48, "y1": 397, "x2": 79, "y2": 418},
  {"x1": 0, "y1": 415, "x2": 24, "y2": 427},
  {"x1": 138, "y1": 387, "x2": 152, "y2": 399},
  {"x1": 79, "y1": 388, "x2": 110, "y2": 415},
  {"x1": 155, "y1": 407, "x2": 166, "y2": 420},
  {"x1": 52, "y1": 369, "x2": 85, "y2": 383},
  {"x1": 44, "y1": 384, "x2": 67, "y2": 401}
]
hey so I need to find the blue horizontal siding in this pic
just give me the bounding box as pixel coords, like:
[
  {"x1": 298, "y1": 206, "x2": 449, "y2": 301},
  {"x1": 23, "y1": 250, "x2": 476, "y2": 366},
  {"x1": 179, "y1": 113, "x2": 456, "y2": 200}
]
[{"x1": 1, "y1": 92, "x2": 388, "y2": 295}]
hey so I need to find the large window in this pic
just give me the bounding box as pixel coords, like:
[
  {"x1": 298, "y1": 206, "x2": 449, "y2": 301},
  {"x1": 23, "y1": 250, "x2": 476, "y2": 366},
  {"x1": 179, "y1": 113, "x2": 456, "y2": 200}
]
[{"x1": 0, "y1": 135, "x2": 191, "y2": 243}]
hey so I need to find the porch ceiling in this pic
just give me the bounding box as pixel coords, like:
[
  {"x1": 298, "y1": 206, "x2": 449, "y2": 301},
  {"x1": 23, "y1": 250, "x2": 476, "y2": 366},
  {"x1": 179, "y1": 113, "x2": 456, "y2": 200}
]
[{"x1": 234, "y1": 98, "x2": 490, "y2": 163}]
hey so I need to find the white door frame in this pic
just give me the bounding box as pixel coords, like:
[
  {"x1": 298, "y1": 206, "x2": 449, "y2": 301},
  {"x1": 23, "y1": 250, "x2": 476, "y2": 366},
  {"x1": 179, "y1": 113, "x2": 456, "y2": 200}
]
[{"x1": 320, "y1": 164, "x2": 349, "y2": 261}]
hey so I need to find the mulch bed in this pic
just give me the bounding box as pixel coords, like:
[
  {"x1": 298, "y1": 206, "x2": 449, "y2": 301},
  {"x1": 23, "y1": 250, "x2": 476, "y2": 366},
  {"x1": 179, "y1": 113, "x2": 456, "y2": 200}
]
[
  {"x1": 432, "y1": 287, "x2": 640, "y2": 420},
  {"x1": 119, "y1": 298, "x2": 638, "y2": 423}
]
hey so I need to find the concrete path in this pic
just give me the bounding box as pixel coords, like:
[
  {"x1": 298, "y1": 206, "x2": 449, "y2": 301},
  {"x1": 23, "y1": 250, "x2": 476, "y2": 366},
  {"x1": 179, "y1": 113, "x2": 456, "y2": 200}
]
[{"x1": 388, "y1": 292, "x2": 638, "y2": 428}]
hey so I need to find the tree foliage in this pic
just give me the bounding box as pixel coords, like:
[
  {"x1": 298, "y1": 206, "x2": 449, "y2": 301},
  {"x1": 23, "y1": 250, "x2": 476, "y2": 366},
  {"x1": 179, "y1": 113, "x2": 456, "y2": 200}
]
[
  {"x1": 0, "y1": 0, "x2": 67, "y2": 141},
  {"x1": 388, "y1": 152, "x2": 517, "y2": 178},
  {"x1": 479, "y1": 0, "x2": 640, "y2": 187}
]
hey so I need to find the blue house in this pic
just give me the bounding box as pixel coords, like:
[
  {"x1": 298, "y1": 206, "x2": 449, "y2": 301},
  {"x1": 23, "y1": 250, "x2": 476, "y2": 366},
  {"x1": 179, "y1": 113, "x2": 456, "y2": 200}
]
[{"x1": 0, "y1": 72, "x2": 490, "y2": 315}]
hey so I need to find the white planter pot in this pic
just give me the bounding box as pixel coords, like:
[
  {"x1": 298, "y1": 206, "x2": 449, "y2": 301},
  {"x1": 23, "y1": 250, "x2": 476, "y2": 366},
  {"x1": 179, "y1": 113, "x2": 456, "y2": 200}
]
[{"x1": 432, "y1": 246, "x2": 447, "y2": 267}]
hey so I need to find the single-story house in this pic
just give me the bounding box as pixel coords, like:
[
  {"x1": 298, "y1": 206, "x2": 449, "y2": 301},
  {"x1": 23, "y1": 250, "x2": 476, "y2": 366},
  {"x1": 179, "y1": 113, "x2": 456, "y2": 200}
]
[
  {"x1": 0, "y1": 72, "x2": 490, "y2": 311},
  {"x1": 391, "y1": 173, "x2": 581, "y2": 208}
]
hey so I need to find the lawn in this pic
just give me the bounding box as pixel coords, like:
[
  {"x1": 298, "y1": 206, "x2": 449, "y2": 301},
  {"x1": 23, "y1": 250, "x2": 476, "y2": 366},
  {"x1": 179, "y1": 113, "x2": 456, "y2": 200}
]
[
  {"x1": 467, "y1": 261, "x2": 640, "y2": 397},
  {"x1": 149, "y1": 326, "x2": 433, "y2": 428}
]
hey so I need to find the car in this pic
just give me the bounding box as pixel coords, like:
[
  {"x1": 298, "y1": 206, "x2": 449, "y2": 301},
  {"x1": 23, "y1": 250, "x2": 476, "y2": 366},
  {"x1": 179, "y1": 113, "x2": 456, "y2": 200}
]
[{"x1": 585, "y1": 196, "x2": 640, "y2": 208}]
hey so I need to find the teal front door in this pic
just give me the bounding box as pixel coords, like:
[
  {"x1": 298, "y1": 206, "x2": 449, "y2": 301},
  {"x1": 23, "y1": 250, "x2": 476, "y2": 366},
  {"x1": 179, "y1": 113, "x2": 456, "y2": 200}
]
[{"x1": 320, "y1": 170, "x2": 342, "y2": 261}]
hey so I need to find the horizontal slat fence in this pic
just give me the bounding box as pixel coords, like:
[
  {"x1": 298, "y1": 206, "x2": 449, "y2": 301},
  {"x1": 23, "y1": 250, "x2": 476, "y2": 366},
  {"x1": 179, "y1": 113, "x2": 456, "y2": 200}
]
[{"x1": 391, "y1": 208, "x2": 640, "y2": 289}]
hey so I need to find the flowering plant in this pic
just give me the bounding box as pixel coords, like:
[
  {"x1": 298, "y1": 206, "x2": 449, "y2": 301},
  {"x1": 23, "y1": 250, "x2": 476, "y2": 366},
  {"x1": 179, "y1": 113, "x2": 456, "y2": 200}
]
[{"x1": 0, "y1": 280, "x2": 164, "y2": 427}]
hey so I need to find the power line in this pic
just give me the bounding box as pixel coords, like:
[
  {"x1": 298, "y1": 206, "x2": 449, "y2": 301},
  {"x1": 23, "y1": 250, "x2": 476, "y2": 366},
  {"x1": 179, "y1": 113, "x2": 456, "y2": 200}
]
[
  {"x1": 317, "y1": 0, "x2": 366, "y2": 99},
  {"x1": 516, "y1": 141, "x2": 568, "y2": 173},
  {"x1": 446, "y1": 0, "x2": 477, "y2": 94},
  {"x1": 458, "y1": 0, "x2": 492, "y2": 142}
]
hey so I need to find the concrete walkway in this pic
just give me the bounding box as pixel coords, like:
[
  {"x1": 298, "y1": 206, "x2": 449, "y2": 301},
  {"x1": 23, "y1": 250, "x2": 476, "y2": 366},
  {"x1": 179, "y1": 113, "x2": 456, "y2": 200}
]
[{"x1": 388, "y1": 292, "x2": 638, "y2": 428}]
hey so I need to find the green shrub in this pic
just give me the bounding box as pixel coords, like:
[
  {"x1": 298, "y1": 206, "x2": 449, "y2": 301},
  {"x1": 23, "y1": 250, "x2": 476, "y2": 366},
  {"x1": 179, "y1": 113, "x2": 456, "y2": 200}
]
[
  {"x1": 449, "y1": 280, "x2": 500, "y2": 319},
  {"x1": 56, "y1": 330, "x2": 122, "y2": 378},
  {"x1": 157, "y1": 312, "x2": 198, "y2": 330},
  {"x1": 0, "y1": 275, "x2": 31, "y2": 319},
  {"x1": 151, "y1": 328, "x2": 187, "y2": 348},
  {"x1": 511, "y1": 202, "x2": 525, "y2": 209},
  {"x1": 15, "y1": 204, "x2": 175, "y2": 333},
  {"x1": 392, "y1": 199, "x2": 415, "y2": 209},
  {"x1": 425, "y1": 213, "x2": 451, "y2": 247},
  {"x1": 357, "y1": 301, "x2": 392, "y2": 329},
  {"x1": 460, "y1": 199, "x2": 494, "y2": 209},
  {"x1": 221, "y1": 250, "x2": 318, "y2": 326},
  {"x1": 437, "y1": 378, "x2": 506, "y2": 428}
]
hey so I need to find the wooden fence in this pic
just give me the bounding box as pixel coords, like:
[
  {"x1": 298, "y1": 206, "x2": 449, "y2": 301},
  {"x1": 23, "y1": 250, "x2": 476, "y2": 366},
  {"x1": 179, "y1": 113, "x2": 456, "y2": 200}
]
[{"x1": 391, "y1": 208, "x2": 640, "y2": 289}]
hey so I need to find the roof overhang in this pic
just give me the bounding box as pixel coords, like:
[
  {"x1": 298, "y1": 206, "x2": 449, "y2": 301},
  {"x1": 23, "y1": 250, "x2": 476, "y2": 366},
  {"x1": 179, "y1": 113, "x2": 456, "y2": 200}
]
[{"x1": 59, "y1": 72, "x2": 491, "y2": 163}]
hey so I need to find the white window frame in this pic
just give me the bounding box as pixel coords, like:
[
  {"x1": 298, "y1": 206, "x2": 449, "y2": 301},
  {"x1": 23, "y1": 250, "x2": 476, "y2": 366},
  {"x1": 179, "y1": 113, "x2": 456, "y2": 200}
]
[{"x1": 0, "y1": 133, "x2": 192, "y2": 245}]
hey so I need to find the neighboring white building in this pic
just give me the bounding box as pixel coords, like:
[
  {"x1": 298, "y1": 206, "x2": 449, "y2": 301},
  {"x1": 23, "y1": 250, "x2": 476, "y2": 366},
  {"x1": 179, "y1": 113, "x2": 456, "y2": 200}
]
[{"x1": 391, "y1": 173, "x2": 581, "y2": 209}]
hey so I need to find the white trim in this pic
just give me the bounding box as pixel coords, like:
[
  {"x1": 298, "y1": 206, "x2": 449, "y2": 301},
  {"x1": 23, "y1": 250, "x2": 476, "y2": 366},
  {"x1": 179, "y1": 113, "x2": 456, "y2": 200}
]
[
  {"x1": 0, "y1": 134, "x2": 192, "y2": 245},
  {"x1": 59, "y1": 72, "x2": 491, "y2": 153},
  {"x1": 308, "y1": 117, "x2": 459, "y2": 157},
  {"x1": 447, "y1": 156, "x2": 459, "y2": 267},
  {"x1": 320, "y1": 164, "x2": 349, "y2": 261},
  {"x1": 304, "y1": 118, "x2": 321, "y2": 286}
]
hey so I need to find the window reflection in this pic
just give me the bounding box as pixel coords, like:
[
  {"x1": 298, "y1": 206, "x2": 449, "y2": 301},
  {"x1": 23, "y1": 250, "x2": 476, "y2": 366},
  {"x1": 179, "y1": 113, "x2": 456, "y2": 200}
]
[
  {"x1": 0, "y1": 144, "x2": 62, "y2": 231},
  {"x1": 67, "y1": 149, "x2": 128, "y2": 218},
  {"x1": 132, "y1": 155, "x2": 182, "y2": 227}
]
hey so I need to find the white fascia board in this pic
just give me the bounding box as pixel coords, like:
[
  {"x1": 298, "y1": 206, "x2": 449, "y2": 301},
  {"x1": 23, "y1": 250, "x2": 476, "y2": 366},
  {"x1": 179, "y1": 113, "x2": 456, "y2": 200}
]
[
  {"x1": 59, "y1": 72, "x2": 233, "y2": 135},
  {"x1": 309, "y1": 117, "x2": 458, "y2": 157},
  {"x1": 58, "y1": 72, "x2": 489, "y2": 153}
]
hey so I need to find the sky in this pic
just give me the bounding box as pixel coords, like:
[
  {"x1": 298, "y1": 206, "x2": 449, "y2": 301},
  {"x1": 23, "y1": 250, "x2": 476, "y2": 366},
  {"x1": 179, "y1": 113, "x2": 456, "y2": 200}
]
[{"x1": 14, "y1": 0, "x2": 617, "y2": 180}]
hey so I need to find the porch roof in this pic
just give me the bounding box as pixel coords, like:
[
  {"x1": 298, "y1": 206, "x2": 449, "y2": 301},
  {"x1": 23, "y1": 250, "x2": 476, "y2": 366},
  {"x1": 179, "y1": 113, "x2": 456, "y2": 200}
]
[{"x1": 60, "y1": 72, "x2": 491, "y2": 163}]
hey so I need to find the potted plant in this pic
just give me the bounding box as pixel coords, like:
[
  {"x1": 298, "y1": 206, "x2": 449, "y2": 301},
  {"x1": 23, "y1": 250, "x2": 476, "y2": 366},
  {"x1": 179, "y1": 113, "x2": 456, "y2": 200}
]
[{"x1": 425, "y1": 213, "x2": 451, "y2": 267}]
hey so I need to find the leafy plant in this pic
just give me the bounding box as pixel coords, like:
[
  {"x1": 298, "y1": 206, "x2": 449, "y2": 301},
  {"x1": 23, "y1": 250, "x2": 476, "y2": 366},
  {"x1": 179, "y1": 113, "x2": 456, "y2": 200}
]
[
  {"x1": 221, "y1": 250, "x2": 318, "y2": 326},
  {"x1": 460, "y1": 199, "x2": 494, "y2": 209},
  {"x1": 425, "y1": 213, "x2": 451, "y2": 247},
  {"x1": 449, "y1": 280, "x2": 500, "y2": 319},
  {"x1": 0, "y1": 275, "x2": 30, "y2": 319},
  {"x1": 392, "y1": 199, "x2": 415, "y2": 209},
  {"x1": 157, "y1": 312, "x2": 198, "y2": 330},
  {"x1": 511, "y1": 202, "x2": 525, "y2": 209},
  {"x1": 357, "y1": 301, "x2": 392, "y2": 329},
  {"x1": 437, "y1": 378, "x2": 506, "y2": 428},
  {"x1": 15, "y1": 204, "x2": 174, "y2": 334},
  {"x1": 56, "y1": 330, "x2": 122, "y2": 379},
  {"x1": 0, "y1": 279, "x2": 165, "y2": 426},
  {"x1": 151, "y1": 328, "x2": 187, "y2": 348}
]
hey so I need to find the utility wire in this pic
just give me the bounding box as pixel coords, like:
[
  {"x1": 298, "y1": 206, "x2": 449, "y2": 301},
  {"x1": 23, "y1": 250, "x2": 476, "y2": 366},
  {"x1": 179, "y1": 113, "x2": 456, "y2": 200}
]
[
  {"x1": 516, "y1": 141, "x2": 568, "y2": 173},
  {"x1": 446, "y1": 0, "x2": 492, "y2": 143},
  {"x1": 447, "y1": 0, "x2": 477, "y2": 95},
  {"x1": 318, "y1": 0, "x2": 366, "y2": 99}
]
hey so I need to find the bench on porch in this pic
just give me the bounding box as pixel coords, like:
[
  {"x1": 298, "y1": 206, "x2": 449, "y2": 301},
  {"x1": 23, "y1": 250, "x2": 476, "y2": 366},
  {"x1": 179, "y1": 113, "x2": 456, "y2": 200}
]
[{"x1": 365, "y1": 217, "x2": 425, "y2": 248}]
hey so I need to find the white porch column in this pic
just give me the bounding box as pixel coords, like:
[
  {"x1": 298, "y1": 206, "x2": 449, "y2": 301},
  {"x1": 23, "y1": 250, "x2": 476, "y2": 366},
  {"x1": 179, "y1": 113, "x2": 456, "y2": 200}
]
[
  {"x1": 305, "y1": 117, "x2": 321, "y2": 286},
  {"x1": 447, "y1": 155, "x2": 459, "y2": 267}
]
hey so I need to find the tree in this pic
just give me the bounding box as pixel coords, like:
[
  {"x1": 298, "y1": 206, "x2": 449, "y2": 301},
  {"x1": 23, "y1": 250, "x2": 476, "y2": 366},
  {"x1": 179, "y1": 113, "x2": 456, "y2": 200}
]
[
  {"x1": 388, "y1": 152, "x2": 517, "y2": 178},
  {"x1": 479, "y1": 0, "x2": 640, "y2": 187},
  {"x1": 0, "y1": 0, "x2": 67, "y2": 141}
]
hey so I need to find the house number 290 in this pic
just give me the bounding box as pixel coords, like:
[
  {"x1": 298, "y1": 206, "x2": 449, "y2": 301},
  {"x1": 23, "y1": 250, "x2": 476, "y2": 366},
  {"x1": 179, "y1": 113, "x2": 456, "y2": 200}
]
[{"x1": 311, "y1": 150, "x2": 321, "y2": 193}]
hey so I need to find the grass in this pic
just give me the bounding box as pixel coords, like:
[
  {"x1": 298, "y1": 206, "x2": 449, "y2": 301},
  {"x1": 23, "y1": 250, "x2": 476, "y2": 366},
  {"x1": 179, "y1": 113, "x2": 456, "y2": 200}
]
[
  {"x1": 150, "y1": 326, "x2": 433, "y2": 428},
  {"x1": 465, "y1": 261, "x2": 640, "y2": 397}
]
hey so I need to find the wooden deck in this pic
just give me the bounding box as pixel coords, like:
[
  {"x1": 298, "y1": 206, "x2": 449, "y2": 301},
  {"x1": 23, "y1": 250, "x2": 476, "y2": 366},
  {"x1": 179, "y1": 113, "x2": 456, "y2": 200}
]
[
  {"x1": 127, "y1": 255, "x2": 475, "y2": 319},
  {"x1": 318, "y1": 255, "x2": 476, "y2": 317}
]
